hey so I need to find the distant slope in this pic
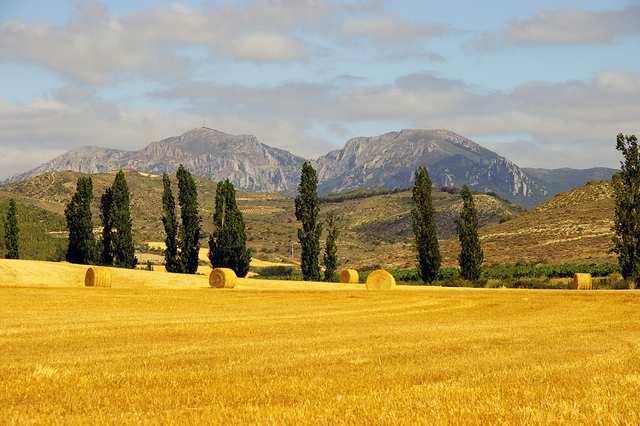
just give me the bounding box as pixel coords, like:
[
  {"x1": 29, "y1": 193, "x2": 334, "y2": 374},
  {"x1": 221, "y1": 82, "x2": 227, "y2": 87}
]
[
  {"x1": 522, "y1": 167, "x2": 617, "y2": 195},
  {"x1": 349, "y1": 180, "x2": 616, "y2": 270}
]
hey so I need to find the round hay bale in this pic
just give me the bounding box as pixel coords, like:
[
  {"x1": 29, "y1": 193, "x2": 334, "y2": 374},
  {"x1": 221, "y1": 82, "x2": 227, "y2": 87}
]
[
  {"x1": 340, "y1": 269, "x2": 359, "y2": 283},
  {"x1": 210, "y1": 268, "x2": 237, "y2": 289},
  {"x1": 85, "y1": 267, "x2": 112, "y2": 288},
  {"x1": 573, "y1": 273, "x2": 592, "y2": 290},
  {"x1": 365, "y1": 269, "x2": 396, "y2": 291}
]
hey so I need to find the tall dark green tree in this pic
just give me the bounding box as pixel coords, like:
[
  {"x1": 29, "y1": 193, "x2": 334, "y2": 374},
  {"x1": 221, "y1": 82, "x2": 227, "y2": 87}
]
[
  {"x1": 208, "y1": 179, "x2": 252, "y2": 277},
  {"x1": 111, "y1": 170, "x2": 137, "y2": 268},
  {"x1": 99, "y1": 187, "x2": 114, "y2": 266},
  {"x1": 322, "y1": 210, "x2": 339, "y2": 282},
  {"x1": 611, "y1": 132, "x2": 640, "y2": 281},
  {"x1": 162, "y1": 173, "x2": 181, "y2": 273},
  {"x1": 295, "y1": 162, "x2": 322, "y2": 281},
  {"x1": 65, "y1": 176, "x2": 97, "y2": 265},
  {"x1": 411, "y1": 167, "x2": 441, "y2": 284},
  {"x1": 456, "y1": 185, "x2": 483, "y2": 282},
  {"x1": 4, "y1": 198, "x2": 19, "y2": 259},
  {"x1": 177, "y1": 165, "x2": 201, "y2": 274}
]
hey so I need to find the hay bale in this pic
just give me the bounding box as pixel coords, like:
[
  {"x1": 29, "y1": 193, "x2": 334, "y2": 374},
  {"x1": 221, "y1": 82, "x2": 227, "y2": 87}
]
[
  {"x1": 210, "y1": 268, "x2": 237, "y2": 289},
  {"x1": 365, "y1": 269, "x2": 396, "y2": 290},
  {"x1": 340, "y1": 269, "x2": 359, "y2": 283},
  {"x1": 573, "y1": 273, "x2": 592, "y2": 290},
  {"x1": 85, "y1": 267, "x2": 112, "y2": 288}
]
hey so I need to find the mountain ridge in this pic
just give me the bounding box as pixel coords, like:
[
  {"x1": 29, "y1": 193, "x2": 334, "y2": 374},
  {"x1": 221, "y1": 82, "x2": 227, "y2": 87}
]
[{"x1": 4, "y1": 127, "x2": 617, "y2": 209}]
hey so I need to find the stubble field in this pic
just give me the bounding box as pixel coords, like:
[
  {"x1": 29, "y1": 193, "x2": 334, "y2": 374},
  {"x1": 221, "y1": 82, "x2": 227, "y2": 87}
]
[{"x1": 1, "y1": 260, "x2": 640, "y2": 425}]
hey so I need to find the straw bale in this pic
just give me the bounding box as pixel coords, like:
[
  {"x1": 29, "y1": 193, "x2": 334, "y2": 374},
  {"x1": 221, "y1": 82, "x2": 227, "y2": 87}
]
[
  {"x1": 340, "y1": 269, "x2": 359, "y2": 283},
  {"x1": 85, "y1": 267, "x2": 112, "y2": 288},
  {"x1": 365, "y1": 269, "x2": 396, "y2": 290},
  {"x1": 573, "y1": 273, "x2": 592, "y2": 290},
  {"x1": 210, "y1": 268, "x2": 237, "y2": 289}
]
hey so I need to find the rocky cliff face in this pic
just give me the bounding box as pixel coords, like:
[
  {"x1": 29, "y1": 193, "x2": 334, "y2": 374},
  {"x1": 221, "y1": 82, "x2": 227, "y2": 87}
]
[
  {"x1": 5, "y1": 128, "x2": 306, "y2": 194},
  {"x1": 313, "y1": 129, "x2": 548, "y2": 207}
]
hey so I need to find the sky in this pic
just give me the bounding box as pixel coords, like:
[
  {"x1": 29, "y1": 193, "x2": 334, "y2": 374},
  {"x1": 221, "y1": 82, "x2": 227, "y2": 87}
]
[{"x1": 1, "y1": 0, "x2": 639, "y2": 181}]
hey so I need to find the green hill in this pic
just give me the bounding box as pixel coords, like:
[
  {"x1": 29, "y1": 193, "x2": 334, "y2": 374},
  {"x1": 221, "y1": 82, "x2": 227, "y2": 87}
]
[{"x1": 0, "y1": 201, "x2": 67, "y2": 261}]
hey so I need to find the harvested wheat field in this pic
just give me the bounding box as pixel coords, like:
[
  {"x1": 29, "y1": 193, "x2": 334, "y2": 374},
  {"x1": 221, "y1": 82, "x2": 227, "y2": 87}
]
[{"x1": 1, "y1": 260, "x2": 640, "y2": 425}]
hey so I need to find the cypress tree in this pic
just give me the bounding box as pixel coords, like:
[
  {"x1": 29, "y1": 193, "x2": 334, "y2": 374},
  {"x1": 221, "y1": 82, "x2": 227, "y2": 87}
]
[
  {"x1": 411, "y1": 167, "x2": 441, "y2": 284},
  {"x1": 611, "y1": 133, "x2": 640, "y2": 281},
  {"x1": 99, "y1": 187, "x2": 114, "y2": 266},
  {"x1": 162, "y1": 173, "x2": 181, "y2": 273},
  {"x1": 111, "y1": 170, "x2": 137, "y2": 268},
  {"x1": 456, "y1": 185, "x2": 483, "y2": 282},
  {"x1": 208, "y1": 179, "x2": 252, "y2": 277},
  {"x1": 177, "y1": 165, "x2": 201, "y2": 274},
  {"x1": 5, "y1": 198, "x2": 19, "y2": 259},
  {"x1": 295, "y1": 162, "x2": 322, "y2": 281},
  {"x1": 65, "y1": 176, "x2": 97, "y2": 265},
  {"x1": 322, "y1": 210, "x2": 339, "y2": 282}
]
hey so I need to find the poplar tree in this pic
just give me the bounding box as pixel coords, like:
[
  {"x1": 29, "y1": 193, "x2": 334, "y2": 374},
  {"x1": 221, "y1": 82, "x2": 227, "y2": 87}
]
[
  {"x1": 65, "y1": 176, "x2": 97, "y2": 265},
  {"x1": 99, "y1": 187, "x2": 114, "y2": 266},
  {"x1": 295, "y1": 162, "x2": 322, "y2": 281},
  {"x1": 208, "y1": 179, "x2": 252, "y2": 277},
  {"x1": 162, "y1": 173, "x2": 181, "y2": 273},
  {"x1": 5, "y1": 198, "x2": 19, "y2": 259},
  {"x1": 411, "y1": 167, "x2": 441, "y2": 284},
  {"x1": 322, "y1": 210, "x2": 339, "y2": 282},
  {"x1": 611, "y1": 133, "x2": 640, "y2": 281},
  {"x1": 456, "y1": 185, "x2": 483, "y2": 282},
  {"x1": 177, "y1": 165, "x2": 201, "y2": 274},
  {"x1": 111, "y1": 170, "x2": 137, "y2": 268}
]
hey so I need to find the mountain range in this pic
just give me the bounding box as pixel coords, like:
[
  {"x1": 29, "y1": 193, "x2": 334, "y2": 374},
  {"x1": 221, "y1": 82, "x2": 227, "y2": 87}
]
[{"x1": 4, "y1": 127, "x2": 617, "y2": 209}]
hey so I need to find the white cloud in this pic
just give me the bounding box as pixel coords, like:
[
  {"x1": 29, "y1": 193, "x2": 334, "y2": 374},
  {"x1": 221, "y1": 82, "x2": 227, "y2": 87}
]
[
  {"x1": 338, "y1": 14, "x2": 449, "y2": 42},
  {"x1": 505, "y1": 6, "x2": 640, "y2": 45},
  {"x1": 0, "y1": 0, "x2": 318, "y2": 84},
  {"x1": 469, "y1": 6, "x2": 640, "y2": 50}
]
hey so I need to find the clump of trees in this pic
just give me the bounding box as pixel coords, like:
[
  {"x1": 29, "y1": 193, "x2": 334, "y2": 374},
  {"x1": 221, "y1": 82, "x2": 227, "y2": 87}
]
[
  {"x1": 208, "y1": 179, "x2": 252, "y2": 277},
  {"x1": 295, "y1": 162, "x2": 323, "y2": 281},
  {"x1": 65, "y1": 171, "x2": 137, "y2": 268},
  {"x1": 295, "y1": 162, "x2": 341, "y2": 282},
  {"x1": 611, "y1": 132, "x2": 640, "y2": 282},
  {"x1": 456, "y1": 185, "x2": 483, "y2": 282},
  {"x1": 411, "y1": 167, "x2": 440, "y2": 284},
  {"x1": 65, "y1": 176, "x2": 98, "y2": 265},
  {"x1": 99, "y1": 170, "x2": 137, "y2": 269},
  {"x1": 162, "y1": 165, "x2": 202, "y2": 274},
  {"x1": 4, "y1": 199, "x2": 19, "y2": 259},
  {"x1": 323, "y1": 210, "x2": 339, "y2": 281}
]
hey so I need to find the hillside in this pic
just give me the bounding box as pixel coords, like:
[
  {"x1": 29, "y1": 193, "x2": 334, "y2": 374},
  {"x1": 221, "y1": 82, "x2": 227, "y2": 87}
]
[
  {"x1": 350, "y1": 180, "x2": 616, "y2": 270},
  {"x1": 0, "y1": 200, "x2": 67, "y2": 261},
  {"x1": 0, "y1": 170, "x2": 523, "y2": 265}
]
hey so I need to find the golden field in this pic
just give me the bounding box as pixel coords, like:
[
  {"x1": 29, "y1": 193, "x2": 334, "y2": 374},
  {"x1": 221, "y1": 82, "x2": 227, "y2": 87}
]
[{"x1": 1, "y1": 259, "x2": 640, "y2": 425}]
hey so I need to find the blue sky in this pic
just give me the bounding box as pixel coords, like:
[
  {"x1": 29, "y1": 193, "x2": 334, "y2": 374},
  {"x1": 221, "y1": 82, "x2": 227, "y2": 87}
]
[{"x1": 0, "y1": 0, "x2": 639, "y2": 180}]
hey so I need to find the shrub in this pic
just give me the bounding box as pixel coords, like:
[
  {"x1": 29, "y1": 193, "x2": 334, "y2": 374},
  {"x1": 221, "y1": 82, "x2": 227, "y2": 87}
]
[{"x1": 258, "y1": 265, "x2": 294, "y2": 277}]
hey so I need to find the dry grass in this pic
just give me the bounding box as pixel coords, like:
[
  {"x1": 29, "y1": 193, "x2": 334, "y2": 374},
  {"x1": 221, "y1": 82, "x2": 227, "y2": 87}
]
[{"x1": 1, "y1": 260, "x2": 640, "y2": 425}]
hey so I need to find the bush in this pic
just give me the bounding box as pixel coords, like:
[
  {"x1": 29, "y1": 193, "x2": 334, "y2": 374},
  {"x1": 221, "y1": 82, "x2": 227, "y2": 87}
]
[{"x1": 258, "y1": 265, "x2": 294, "y2": 277}]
